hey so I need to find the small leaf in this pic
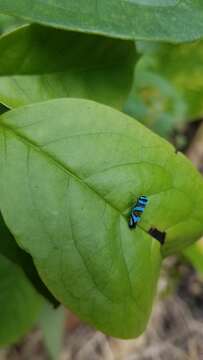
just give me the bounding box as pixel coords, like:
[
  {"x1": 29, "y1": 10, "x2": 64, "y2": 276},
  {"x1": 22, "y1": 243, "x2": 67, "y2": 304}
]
[
  {"x1": 0, "y1": 253, "x2": 42, "y2": 346},
  {"x1": 0, "y1": 24, "x2": 136, "y2": 110},
  {"x1": 0, "y1": 1, "x2": 203, "y2": 43},
  {"x1": 39, "y1": 304, "x2": 65, "y2": 360},
  {"x1": 0, "y1": 99, "x2": 203, "y2": 337},
  {"x1": 183, "y1": 238, "x2": 203, "y2": 275}
]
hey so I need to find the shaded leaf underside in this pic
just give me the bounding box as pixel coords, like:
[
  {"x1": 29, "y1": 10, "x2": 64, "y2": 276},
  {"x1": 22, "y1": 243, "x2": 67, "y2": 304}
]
[
  {"x1": 0, "y1": 212, "x2": 59, "y2": 306},
  {"x1": 0, "y1": 24, "x2": 135, "y2": 109},
  {"x1": 0, "y1": 254, "x2": 42, "y2": 345}
]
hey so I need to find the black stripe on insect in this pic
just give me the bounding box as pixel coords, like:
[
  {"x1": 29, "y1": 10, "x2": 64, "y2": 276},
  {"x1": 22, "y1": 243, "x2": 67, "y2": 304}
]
[{"x1": 128, "y1": 195, "x2": 148, "y2": 229}]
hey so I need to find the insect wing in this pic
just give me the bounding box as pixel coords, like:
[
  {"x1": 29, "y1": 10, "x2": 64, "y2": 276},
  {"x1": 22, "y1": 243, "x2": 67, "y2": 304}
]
[{"x1": 128, "y1": 215, "x2": 135, "y2": 228}]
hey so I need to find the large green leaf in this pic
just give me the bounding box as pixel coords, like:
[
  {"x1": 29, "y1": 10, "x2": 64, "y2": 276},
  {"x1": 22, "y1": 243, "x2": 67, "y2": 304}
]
[
  {"x1": 0, "y1": 24, "x2": 135, "y2": 109},
  {"x1": 0, "y1": 99, "x2": 203, "y2": 338},
  {"x1": 0, "y1": 211, "x2": 29, "y2": 264},
  {"x1": 0, "y1": 253, "x2": 42, "y2": 346},
  {"x1": 0, "y1": 1, "x2": 203, "y2": 43},
  {"x1": 0, "y1": 14, "x2": 25, "y2": 34}
]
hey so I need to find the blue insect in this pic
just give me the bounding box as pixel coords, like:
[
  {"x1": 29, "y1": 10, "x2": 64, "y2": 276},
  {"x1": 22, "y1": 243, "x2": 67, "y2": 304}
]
[{"x1": 128, "y1": 195, "x2": 148, "y2": 229}]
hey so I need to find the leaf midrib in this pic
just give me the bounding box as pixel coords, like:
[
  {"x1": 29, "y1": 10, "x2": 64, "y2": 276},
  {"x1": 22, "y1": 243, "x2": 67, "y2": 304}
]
[
  {"x1": 3, "y1": 119, "x2": 199, "y2": 248},
  {"x1": 1, "y1": 120, "x2": 127, "y2": 223},
  {"x1": 1, "y1": 120, "x2": 152, "y2": 305}
]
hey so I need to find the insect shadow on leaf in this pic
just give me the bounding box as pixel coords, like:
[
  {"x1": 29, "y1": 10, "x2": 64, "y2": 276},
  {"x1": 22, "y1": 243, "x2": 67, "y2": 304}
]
[{"x1": 149, "y1": 227, "x2": 166, "y2": 245}]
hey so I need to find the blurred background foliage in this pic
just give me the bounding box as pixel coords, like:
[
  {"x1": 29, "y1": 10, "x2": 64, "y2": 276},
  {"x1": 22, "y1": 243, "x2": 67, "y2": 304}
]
[
  {"x1": 125, "y1": 39, "x2": 203, "y2": 138},
  {"x1": 183, "y1": 238, "x2": 203, "y2": 276}
]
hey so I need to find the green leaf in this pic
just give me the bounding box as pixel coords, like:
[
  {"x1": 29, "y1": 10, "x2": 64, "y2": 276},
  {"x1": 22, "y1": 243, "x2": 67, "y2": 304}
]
[
  {"x1": 0, "y1": 211, "x2": 59, "y2": 306},
  {"x1": 183, "y1": 239, "x2": 203, "y2": 275},
  {"x1": 0, "y1": 24, "x2": 135, "y2": 110},
  {"x1": 39, "y1": 304, "x2": 65, "y2": 360},
  {"x1": 0, "y1": 14, "x2": 25, "y2": 34},
  {"x1": 0, "y1": 253, "x2": 42, "y2": 346},
  {"x1": 0, "y1": 99, "x2": 203, "y2": 338},
  {"x1": 0, "y1": 1, "x2": 203, "y2": 43},
  {"x1": 0, "y1": 210, "x2": 27, "y2": 263}
]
